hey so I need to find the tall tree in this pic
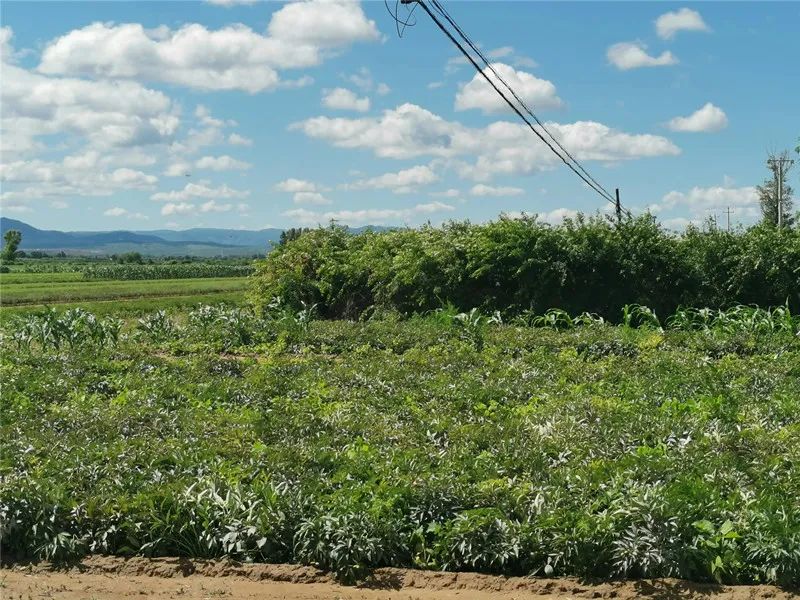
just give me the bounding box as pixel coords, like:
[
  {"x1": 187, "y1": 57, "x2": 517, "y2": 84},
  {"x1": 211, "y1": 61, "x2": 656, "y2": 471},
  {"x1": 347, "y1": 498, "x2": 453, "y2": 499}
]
[
  {"x1": 1, "y1": 229, "x2": 22, "y2": 262},
  {"x1": 758, "y1": 151, "x2": 795, "y2": 227}
]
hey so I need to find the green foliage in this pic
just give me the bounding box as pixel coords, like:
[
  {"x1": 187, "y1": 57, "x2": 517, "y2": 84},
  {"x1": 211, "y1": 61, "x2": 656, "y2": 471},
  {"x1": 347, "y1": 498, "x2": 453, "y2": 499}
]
[
  {"x1": 1, "y1": 229, "x2": 22, "y2": 263},
  {"x1": 251, "y1": 217, "x2": 800, "y2": 320},
  {"x1": 1, "y1": 305, "x2": 799, "y2": 584},
  {"x1": 82, "y1": 264, "x2": 254, "y2": 280}
]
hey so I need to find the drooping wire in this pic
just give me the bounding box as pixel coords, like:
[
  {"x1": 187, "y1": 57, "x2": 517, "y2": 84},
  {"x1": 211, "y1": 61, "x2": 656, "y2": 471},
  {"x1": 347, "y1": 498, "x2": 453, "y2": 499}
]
[
  {"x1": 429, "y1": 0, "x2": 619, "y2": 207},
  {"x1": 418, "y1": 0, "x2": 630, "y2": 215},
  {"x1": 385, "y1": 0, "x2": 419, "y2": 38}
]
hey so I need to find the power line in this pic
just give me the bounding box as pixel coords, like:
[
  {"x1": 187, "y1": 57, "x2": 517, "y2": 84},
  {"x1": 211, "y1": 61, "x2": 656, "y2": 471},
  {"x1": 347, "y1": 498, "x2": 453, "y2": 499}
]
[
  {"x1": 403, "y1": 0, "x2": 628, "y2": 216},
  {"x1": 428, "y1": 0, "x2": 620, "y2": 209}
]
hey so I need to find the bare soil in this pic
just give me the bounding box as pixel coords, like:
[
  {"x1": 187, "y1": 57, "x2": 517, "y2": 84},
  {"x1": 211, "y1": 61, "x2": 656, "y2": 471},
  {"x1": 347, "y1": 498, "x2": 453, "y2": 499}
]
[{"x1": 1, "y1": 556, "x2": 796, "y2": 600}]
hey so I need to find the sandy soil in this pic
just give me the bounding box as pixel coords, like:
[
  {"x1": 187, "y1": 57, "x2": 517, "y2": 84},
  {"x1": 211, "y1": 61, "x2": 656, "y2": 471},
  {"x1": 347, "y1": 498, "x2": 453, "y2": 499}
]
[{"x1": 1, "y1": 556, "x2": 796, "y2": 600}]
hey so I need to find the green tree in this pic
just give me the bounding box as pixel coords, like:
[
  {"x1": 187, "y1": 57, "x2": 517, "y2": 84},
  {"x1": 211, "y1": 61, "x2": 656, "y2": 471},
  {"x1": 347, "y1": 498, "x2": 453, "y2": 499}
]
[
  {"x1": 757, "y1": 152, "x2": 795, "y2": 227},
  {"x1": 1, "y1": 229, "x2": 22, "y2": 262},
  {"x1": 278, "y1": 227, "x2": 310, "y2": 246}
]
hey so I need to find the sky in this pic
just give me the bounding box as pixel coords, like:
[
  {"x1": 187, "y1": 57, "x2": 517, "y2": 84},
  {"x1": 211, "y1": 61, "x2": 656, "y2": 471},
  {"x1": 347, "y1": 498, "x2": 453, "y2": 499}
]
[{"x1": 1, "y1": 0, "x2": 798, "y2": 232}]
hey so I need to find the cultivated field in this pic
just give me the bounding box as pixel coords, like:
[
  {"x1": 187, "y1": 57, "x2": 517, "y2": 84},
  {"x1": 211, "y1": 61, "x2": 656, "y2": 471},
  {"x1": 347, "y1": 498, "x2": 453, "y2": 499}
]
[
  {"x1": 2, "y1": 302, "x2": 799, "y2": 590},
  {"x1": 0, "y1": 262, "x2": 249, "y2": 316}
]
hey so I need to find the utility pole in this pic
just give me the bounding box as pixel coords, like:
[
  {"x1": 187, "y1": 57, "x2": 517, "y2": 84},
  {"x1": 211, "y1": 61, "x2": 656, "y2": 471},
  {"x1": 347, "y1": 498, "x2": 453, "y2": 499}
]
[
  {"x1": 724, "y1": 206, "x2": 734, "y2": 232},
  {"x1": 767, "y1": 156, "x2": 795, "y2": 228},
  {"x1": 615, "y1": 188, "x2": 622, "y2": 224}
]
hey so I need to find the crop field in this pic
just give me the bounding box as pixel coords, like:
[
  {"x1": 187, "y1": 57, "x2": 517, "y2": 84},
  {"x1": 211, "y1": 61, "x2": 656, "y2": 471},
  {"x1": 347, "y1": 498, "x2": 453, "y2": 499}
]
[
  {"x1": 2, "y1": 303, "x2": 799, "y2": 588},
  {"x1": 0, "y1": 267, "x2": 249, "y2": 316}
]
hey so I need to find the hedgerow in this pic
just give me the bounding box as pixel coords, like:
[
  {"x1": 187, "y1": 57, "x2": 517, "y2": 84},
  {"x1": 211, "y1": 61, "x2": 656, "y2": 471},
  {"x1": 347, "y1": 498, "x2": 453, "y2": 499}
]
[{"x1": 250, "y1": 216, "x2": 800, "y2": 319}]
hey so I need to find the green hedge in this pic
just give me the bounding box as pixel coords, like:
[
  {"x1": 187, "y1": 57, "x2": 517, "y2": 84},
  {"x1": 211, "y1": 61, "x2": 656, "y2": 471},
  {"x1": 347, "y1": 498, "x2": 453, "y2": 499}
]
[{"x1": 250, "y1": 216, "x2": 800, "y2": 320}]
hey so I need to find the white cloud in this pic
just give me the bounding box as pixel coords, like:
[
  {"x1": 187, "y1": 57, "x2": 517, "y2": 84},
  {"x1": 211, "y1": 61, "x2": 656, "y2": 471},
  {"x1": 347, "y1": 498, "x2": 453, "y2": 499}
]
[
  {"x1": 346, "y1": 165, "x2": 438, "y2": 193},
  {"x1": 37, "y1": 2, "x2": 380, "y2": 93},
  {"x1": 195, "y1": 155, "x2": 252, "y2": 171},
  {"x1": 607, "y1": 42, "x2": 678, "y2": 70},
  {"x1": 292, "y1": 103, "x2": 680, "y2": 181},
  {"x1": 346, "y1": 67, "x2": 389, "y2": 95},
  {"x1": 164, "y1": 161, "x2": 192, "y2": 177},
  {"x1": 161, "y1": 202, "x2": 196, "y2": 216},
  {"x1": 656, "y1": 8, "x2": 709, "y2": 40},
  {"x1": 283, "y1": 201, "x2": 455, "y2": 226},
  {"x1": 1, "y1": 61, "x2": 179, "y2": 158},
  {"x1": 455, "y1": 62, "x2": 561, "y2": 114},
  {"x1": 0, "y1": 156, "x2": 158, "y2": 205},
  {"x1": 322, "y1": 87, "x2": 370, "y2": 112},
  {"x1": 293, "y1": 191, "x2": 331, "y2": 205},
  {"x1": 228, "y1": 133, "x2": 253, "y2": 146},
  {"x1": 667, "y1": 103, "x2": 728, "y2": 133},
  {"x1": 275, "y1": 178, "x2": 323, "y2": 193},
  {"x1": 429, "y1": 188, "x2": 460, "y2": 198},
  {"x1": 200, "y1": 200, "x2": 232, "y2": 212},
  {"x1": 104, "y1": 206, "x2": 149, "y2": 220},
  {"x1": 427, "y1": 81, "x2": 444, "y2": 90},
  {"x1": 151, "y1": 182, "x2": 250, "y2": 202},
  {"x1": 660, "y1": 185, "x2": 758, "y2": 213},
  {"x1": 470, "y1": 184, "x2": 524, "y2": 197},
  {"x1": 50, "y1": 200, "x2": 69, "y2": 209}
]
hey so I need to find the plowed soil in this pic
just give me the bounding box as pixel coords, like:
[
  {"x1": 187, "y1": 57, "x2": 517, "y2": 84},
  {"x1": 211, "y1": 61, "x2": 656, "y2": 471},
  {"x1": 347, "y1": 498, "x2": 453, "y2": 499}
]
[{"x1": 2, "y1": 556, "x2": 796, "y2": 600}]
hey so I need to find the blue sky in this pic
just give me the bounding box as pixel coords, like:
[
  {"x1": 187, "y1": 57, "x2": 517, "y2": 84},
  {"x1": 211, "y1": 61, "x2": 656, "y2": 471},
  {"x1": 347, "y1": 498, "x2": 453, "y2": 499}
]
[{"x1": 1, "y1": 1, "x2": 798, "y2": 231}]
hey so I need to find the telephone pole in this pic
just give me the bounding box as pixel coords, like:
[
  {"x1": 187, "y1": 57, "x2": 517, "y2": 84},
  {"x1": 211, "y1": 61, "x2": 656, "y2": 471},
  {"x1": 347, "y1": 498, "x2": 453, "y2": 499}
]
[
  {"x1": 724, "y1": 206, "x2": 734, "y2": 232},
  {"x1": 767, "y1": 156, "x2": 795, "y2": 228},
  {"x1": 615, "y1": 188, "x2": 622, "y2": 224}
]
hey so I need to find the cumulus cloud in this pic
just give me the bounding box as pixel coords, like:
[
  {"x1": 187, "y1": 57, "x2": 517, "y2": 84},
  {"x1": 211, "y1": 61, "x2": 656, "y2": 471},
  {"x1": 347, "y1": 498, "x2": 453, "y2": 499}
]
[
  {"x1": 37, "y1": 1, "x2": 380, "y2": 92},
  {"x1": 656, "y1": 8, "x2": 710, "y2": 40},
  {"x1": 151, "y1": 182, "x2": 250, "y2": 202},
  {"x1": 322, "y1": 87, "x2": 370, "y2": 112},
  {"x1": 660, "y1": 185, "x2": 758, "y2": 213},
  {"x1": 667, "y1": 103, "x2": 728, "y2": 133},
  {"x1": 345, "y1": 165, "x2": 438, "y2": 193},
  {"x1": 274, "y1": 178, "x2": 324, "y2": 193},
  {"x1": 228, "y1": 133, "x2": 253, "y2": 146},
  {"x1": 283, "y1": 201, "x2": 455, "y2": 226},
  {"x1": 1, "y1": 61, "x2": 179, "y2": 158},
  {"x1": 607, "y1": 42, "x2": 678, "y2": 70},
  {"x1": 293, "y1": 191, "x2": 331, "y2": 205},
  {"x1": 455, "y1": 63, "x2": 561, "y2": 114},
  {"x1": 195, "y1": 155, "x2": 252, "y2": 171},
  {"x1": 470, "y1": 184, "x2": 524, "y2": 197},
  {"x1": 200, "y1": 200, "x2": 232, "y2": 212},
  {"x1": 0, "y1": 155, "x2": 158, "y2": 208},
  {"x1": 292, "y1": 103, "x2": 680, "y2": 180},
  {"x1": 161, "y1": 202, "x2": 196, "y2": 216},
  {"x1": 429, "y1": 188, "x2": 460, "y2": 198},
  {"x1": 346, "y1": 67, "x2": 389, "y2": 95},
  {"x1": 104, "y1": 206, "x2": 149, "y2": 220}
]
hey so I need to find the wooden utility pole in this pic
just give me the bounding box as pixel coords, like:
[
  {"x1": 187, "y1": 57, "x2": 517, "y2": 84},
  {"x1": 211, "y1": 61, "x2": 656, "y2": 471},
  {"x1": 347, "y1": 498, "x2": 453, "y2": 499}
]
[
  {"x1": 724, "y1": 206, "x2": 734, "y2": 232},
  {"x1": 615, "y1": 188, "x2": 622, "y2": 224}
]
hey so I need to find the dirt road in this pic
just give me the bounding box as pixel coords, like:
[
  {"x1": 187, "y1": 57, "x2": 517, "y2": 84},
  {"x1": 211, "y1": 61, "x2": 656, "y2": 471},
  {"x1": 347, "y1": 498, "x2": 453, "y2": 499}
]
[{"x1": 2, "y1": 556, "x2": 796, "y2": 600}]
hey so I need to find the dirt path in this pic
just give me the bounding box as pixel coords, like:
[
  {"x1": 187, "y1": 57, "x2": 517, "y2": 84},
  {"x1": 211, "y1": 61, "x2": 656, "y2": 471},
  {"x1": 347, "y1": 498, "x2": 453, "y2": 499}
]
[{"x1": 2, "y1": 556, "x2": 796, "y2": 600}]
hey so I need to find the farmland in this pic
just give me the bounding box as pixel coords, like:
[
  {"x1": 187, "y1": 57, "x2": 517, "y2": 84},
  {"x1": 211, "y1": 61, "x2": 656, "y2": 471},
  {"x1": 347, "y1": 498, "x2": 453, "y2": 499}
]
[
  {"x1": 2, "y1": 302, "x2": 799, "y2": 588},
  {"x1": 0, "y1": 261, "x2": 250, "y2": 316}
]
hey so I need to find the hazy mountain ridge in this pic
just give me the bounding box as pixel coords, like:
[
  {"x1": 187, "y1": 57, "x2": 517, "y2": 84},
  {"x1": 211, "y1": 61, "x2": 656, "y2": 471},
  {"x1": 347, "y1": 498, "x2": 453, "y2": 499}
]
[{"x1": 0, "y1": 218, "x2": 387, "y2": 256}]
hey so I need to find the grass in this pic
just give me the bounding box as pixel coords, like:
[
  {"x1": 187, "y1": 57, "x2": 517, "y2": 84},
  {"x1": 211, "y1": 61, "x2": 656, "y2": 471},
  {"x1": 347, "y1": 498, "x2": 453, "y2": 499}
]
[
  {"x1": 2, "y1": 306, "x2": 798, "y2": 585},
  {"x1": 0, "y1": 277, "x2": 248, "y2": 306},
  {"x1": 0, "y1": 291, "x2": 247, "y2": 318},
  {"x1": 0, "y1": 272, "x2": 85, "y2": 285}
]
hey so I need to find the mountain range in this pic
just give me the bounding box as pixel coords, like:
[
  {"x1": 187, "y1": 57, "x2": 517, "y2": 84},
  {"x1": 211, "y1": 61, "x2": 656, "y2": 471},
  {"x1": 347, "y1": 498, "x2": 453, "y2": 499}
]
[{"x1": 0, "y1": 218, "x2": 384, "y2": 257}]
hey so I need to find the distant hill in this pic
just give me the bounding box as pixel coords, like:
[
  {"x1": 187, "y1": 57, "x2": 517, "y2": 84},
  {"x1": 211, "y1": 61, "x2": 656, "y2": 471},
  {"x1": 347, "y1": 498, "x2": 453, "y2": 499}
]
[{"x1": 0, "y1": 218, "x2": 389, "y2": 257}]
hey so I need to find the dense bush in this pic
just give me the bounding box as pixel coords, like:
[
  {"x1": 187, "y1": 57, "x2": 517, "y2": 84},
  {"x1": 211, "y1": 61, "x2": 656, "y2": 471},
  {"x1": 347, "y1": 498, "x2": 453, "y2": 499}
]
[{"x1": 250, "y1": 216, "x2": 800, "y2": 320}]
